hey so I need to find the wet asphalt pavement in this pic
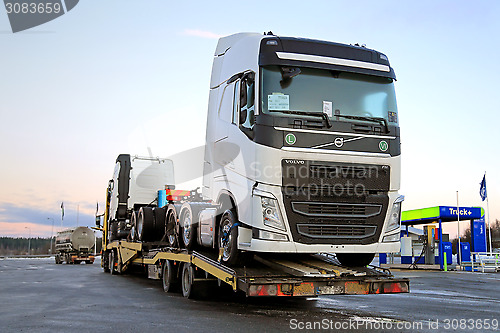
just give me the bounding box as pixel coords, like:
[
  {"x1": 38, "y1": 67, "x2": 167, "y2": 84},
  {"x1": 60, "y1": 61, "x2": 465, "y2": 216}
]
[{"x1": 1, "y1": 257, "x2": 499, "y2": 333}]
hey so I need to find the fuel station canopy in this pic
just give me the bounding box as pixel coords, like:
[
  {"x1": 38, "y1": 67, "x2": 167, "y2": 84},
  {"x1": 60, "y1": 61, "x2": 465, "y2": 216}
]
[
  {"x1": 401, "y1": 206, "x2": 486, "y2": 270},
  {"x1": 402, "y1": 206, "x2": 484, "y2": 225}
]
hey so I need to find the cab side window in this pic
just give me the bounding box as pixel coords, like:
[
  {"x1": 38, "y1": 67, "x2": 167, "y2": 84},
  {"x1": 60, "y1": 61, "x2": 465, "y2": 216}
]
[{"x1": 240, "y1": 77, "x2": 255, "y2": 130}]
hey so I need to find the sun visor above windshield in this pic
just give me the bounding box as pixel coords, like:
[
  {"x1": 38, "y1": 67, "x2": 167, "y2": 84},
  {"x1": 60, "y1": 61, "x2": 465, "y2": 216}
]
[{"x1": 259, "y1": 37, "x2": 396, "y2": 80}]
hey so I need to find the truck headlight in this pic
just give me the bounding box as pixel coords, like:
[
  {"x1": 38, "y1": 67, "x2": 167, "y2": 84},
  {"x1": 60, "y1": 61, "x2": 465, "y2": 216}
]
[
  {"x1": 385, "y1": 195, "x2": 404, "y2": 233},
  {"x1": 261, "y1": 197, "x2": 286, "y2": 231}
]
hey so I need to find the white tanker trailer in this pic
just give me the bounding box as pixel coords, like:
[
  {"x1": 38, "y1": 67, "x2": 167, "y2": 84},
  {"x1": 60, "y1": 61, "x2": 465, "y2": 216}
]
[{"x1": 55, "y1": 226, "x2": 96, "y2": 264}]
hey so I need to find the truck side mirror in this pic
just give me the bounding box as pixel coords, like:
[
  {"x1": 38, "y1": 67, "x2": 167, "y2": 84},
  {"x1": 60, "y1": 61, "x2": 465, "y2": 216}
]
[
  {"x1": 95, "y1": 215, "x2": 101, "y2": 227},
  {"x1": 280, "y1": 67, "x2": 301, "y2": 88}
]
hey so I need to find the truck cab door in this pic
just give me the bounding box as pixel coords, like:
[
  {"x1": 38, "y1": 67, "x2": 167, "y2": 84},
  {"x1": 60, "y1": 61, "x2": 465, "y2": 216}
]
[{"x1": 210, "y1": 81, "x2": 238, "y2": 181}]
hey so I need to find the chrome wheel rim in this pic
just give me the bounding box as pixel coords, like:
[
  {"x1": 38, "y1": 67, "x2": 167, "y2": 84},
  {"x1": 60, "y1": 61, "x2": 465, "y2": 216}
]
[
  {"x1": 182, "y1": 211, "x2": 191, "y2": 246},
  {"x1": 220, "y1": 219, "x2": 232, "y2": 261}
]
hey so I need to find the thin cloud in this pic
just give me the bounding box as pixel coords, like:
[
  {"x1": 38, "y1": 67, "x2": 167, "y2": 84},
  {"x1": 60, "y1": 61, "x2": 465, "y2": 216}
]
[
  {"x1": 183, "y1": 29, "x2": 223, "y2": 39},
  {"x1": 0, "y1": 222, "x2": 55, "y2": 237},
  {"x1": 0, "y1": 202, "x2": 95, "y2": 237}
]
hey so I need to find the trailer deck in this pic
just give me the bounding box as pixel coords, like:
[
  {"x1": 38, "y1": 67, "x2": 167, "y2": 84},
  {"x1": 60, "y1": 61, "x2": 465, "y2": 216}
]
[{"x1": 107, "y1": 240, "x2": 409, "y2": 298}]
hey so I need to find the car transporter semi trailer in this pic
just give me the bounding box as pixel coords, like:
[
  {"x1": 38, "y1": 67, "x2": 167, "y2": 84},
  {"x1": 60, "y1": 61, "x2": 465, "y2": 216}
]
[{"x1": 96, "y1": 32, "x2": 409, "y2": 299}]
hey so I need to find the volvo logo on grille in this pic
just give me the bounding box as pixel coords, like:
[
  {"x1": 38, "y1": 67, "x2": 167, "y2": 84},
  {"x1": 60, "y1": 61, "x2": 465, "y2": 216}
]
[
  {"x1": 284, "y1": 159, "x2": 305, "y2": 164},
  {"x1": 334, "y1": 137, "x2": 344, "y2": 148}
]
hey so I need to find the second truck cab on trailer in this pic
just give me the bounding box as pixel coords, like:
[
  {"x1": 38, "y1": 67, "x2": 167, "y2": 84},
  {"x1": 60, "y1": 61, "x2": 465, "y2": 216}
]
[
  {"x1": 104, "y1": 155, "x2": 174, "y2": 242},
  {"x1": 199, "y1": 32, "x2": 403, "y2": 266}
]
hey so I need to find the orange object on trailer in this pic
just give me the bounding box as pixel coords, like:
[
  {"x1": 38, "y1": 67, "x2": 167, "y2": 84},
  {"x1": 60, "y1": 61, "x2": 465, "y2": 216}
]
[{"x1": 165, "y1": 187, "x2": 191, "y2": 201}]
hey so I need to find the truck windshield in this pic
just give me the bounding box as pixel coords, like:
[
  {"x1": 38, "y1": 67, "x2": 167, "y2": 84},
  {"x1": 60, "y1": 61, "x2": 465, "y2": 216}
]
[{"x1": 261, "y1": 66, "x2": 398, "y2": 125}]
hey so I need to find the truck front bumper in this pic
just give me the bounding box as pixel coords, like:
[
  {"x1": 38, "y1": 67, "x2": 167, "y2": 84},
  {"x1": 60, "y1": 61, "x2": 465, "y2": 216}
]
[{"x1": 246, "y1": 237, "x2": 400, "y2": 253}]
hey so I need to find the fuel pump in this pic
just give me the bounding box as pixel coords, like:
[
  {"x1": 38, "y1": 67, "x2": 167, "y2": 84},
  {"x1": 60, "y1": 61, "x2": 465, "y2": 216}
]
[{"x1": 424, "y1": 225, "x2": 438, "y2": 264}]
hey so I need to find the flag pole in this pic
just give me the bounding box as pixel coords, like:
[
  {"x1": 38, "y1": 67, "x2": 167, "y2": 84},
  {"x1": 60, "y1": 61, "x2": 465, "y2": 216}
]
[
  {"x1": 60, "y1": 202, "x2": 64, "y2": 229},
  {"x1": 457, "y1": 191, "x2": 461, "y2": 265},
  {"x1": 485, "y1": 172, "x2": 493, "y2": 256}
]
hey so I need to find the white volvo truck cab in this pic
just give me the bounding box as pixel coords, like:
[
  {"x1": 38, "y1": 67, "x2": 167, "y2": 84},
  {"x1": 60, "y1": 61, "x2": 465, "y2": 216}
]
[
  {"x1": 203, "y1": 32, "x2": 403, "y2": 267},
  {"x1": 202, "y1": 33, "x2": 403, "y2": 266}
]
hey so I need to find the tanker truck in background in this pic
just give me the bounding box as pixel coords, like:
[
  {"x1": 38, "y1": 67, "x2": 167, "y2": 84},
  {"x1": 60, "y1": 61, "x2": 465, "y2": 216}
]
[{"x1": 55, "y1": 226, "x2": 96, "y2": 264}]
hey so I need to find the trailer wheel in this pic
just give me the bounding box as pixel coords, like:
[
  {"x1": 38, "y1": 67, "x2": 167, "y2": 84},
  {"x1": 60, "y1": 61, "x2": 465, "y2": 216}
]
[
  {"x1": 180, "y1": 208, "x2": 196, "y2": 250},
  {"x1": 110, "y1": 251, "x2": 117, "y2": 275},
  {"x1": 165, "y1": 205, "x2": 178, "y2": 247},
  {"x1": 162, "y1": 260, "x2": 178, "y2": 293},
  {"x1": 218, "y1": 209, "x2": 240, "y2": 266},
  {"x1": 55, "y1": 255, "x2": 62, "y2": 264},
  {"x1": 336, "y1": 253, "x2": 375, "y2": 267},
  {"x1": 181, "y1": 263, "x2": 200, "y2": 299}
]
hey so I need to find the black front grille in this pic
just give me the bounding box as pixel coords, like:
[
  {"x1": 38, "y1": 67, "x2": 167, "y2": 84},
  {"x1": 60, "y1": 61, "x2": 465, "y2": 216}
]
[
  {"x1": 283, "y1": 160, "x2": 391, "y2": 193},
  {"x1": 281, "y1": 160, "x2": 390, "y2": 245},
  {"x1": 291, "y1": 202, "x2": 381, "y2": 218},
  {"x1": 297, "y1": 224, "x2": 377, "y2": 239}
]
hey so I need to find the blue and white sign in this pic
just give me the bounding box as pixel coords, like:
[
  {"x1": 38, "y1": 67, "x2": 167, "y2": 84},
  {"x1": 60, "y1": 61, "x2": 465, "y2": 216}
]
[
  {"x1": 471, "y1": 219, "x2": 487, "y2": 252},
  {"x1": 439, "y1": 206, "x2": 482, "y2": 220}
]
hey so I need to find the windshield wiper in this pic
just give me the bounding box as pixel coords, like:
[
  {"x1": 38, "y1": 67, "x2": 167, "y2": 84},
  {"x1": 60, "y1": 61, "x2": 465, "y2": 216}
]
[
  {"x1": 334, "y1": 114, "x2": 388, "y2": 133},
  {"x1": 269, "y1": 110, "x2": 332, "y2": 128}
]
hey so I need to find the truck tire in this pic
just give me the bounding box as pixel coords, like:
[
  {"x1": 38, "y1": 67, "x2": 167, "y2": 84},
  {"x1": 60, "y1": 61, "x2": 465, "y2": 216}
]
[
  {"x1": 117, "y1": 221, "x2": 129, "y2": 239},
  {"x1": 110, "y1": 251, "x2": 117, "y2": 275},
  {"x1": 180, "y1": 205, "x2": 196, "y2": 250},
  {"x1": 165, "y1": 205, "x2": 178, "y2": 247},
  {"x1": 336, "y1": 253, "x2": 375, "y2": 267},
  {"x1": 181, "y1": 263, "x2": 201, "y2": 299},
  {"x1": 129, "y1": 211, "x2": 138, "y2": 241},
  {"x1": 137, "y1": 207, "x2": 155, "y2": 242},
  {"x1": 109, "y1": 221, "x2": 118, "y2": 241},
  {"x1": 162, "y1": 260, "x2": 178, "y2": 293},
  {"x1": 103, "y1": 252, "x2": 110, "y2": 273},
  {"x1": 153, "y1": 207, "x2": 166, "y2": 241},
  {"x1": 218, "y1": 209, "x2": 240, "y2": 266}
]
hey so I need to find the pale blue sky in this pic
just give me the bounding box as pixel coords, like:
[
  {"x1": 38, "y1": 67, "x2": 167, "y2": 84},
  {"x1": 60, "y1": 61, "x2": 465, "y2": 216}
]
[{"x1": 1, "y1": 0, "x2": 499, "y2": 237}]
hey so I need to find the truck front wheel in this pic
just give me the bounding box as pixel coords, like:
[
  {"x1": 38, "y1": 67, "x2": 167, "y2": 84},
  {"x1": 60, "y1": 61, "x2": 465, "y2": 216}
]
[
  {"x1": 218, "y1": 209, "x2": 240, "y2": 266},
  {"x1": 336, "y1": 253, "x2": 375, "y2": 267}
]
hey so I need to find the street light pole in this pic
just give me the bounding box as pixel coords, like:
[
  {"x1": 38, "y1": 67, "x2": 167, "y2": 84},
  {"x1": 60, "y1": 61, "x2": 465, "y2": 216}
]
[
  {"x1": 25, "y1": 226, "x2": 31, "y2": 255},
  {"x1": 47, "y1": 218, "x2": 54, "y2": 255}
]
